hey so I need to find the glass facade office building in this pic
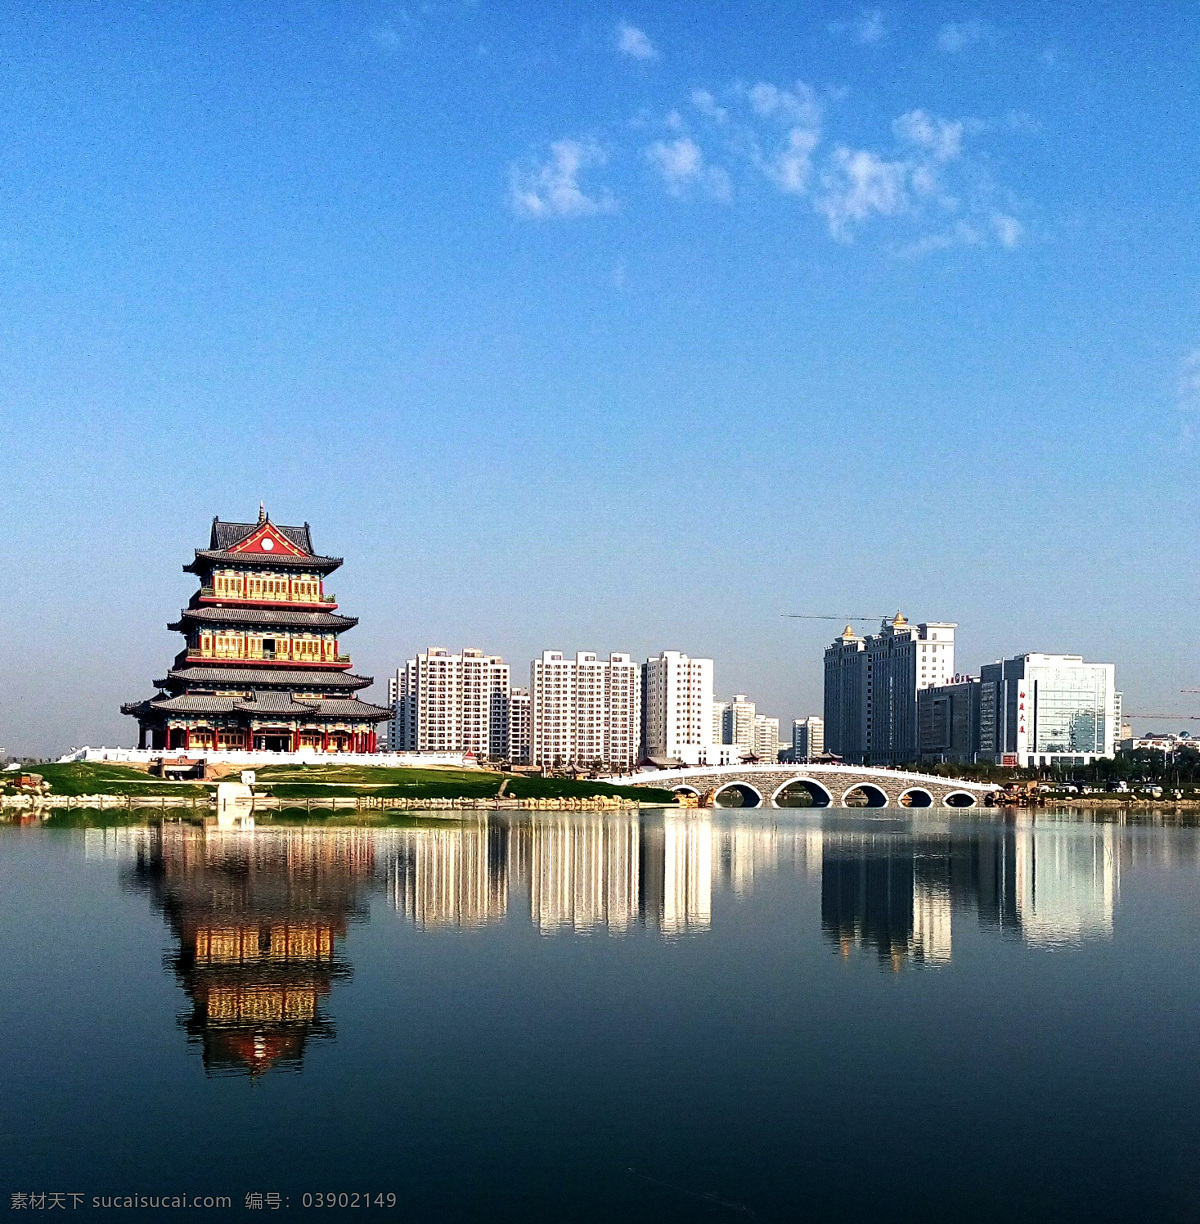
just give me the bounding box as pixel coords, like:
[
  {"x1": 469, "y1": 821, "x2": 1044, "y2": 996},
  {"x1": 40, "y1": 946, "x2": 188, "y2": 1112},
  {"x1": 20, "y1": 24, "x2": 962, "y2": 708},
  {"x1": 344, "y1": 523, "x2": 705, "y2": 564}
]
[{"x1": 979, "y1": 654, "x2": 1116, "y2": 768}]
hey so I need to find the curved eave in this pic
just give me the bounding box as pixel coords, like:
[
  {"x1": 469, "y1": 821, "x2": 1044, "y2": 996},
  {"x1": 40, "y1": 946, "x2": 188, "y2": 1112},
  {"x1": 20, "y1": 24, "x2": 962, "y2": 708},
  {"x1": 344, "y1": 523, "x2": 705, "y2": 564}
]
[
  {"x1": 168, "y1": 608, "x2": 358, "y2": 632},
  {"x1": 159, "y1": 666, "x2": 374, "y2": 691},
  {"x1": 184, "y1": 550, "x2": 342, "y2": 575},
  {"x1": 171, "y1": 652, "x2": 352, "y2": 672}
]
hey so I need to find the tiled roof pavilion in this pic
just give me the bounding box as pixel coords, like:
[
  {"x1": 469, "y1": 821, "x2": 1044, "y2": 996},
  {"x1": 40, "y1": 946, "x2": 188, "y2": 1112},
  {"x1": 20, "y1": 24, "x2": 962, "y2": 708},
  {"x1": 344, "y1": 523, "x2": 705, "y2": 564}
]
[{"x1": 122, "y1": 508, "x2": 389, "y2": 753}]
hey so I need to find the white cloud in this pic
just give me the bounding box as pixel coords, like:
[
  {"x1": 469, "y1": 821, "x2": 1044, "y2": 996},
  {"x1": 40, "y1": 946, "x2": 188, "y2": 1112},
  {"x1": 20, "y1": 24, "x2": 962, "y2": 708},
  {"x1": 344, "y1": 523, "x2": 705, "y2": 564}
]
[
  {"x1": 644, "y1": 136, "x2": 731, "y2": 201},
  {"x1": 937, "y1": 19, "x2": 993, "y2": 53},
  {"x1": 1177, "y1": 349, "x2": 1200, "y2": 413},
  {"x1": 894, "y1": 221, "x2": 984, "y2": 258},
  {"x1": 815, "y1": 147, "x2": 909, "y2": 238},
  {"x1": 761, "y1": 127, "x2": 821, "y2": 194},
  {"x1": 369, "y1": 23, "x2": 404, "y2": 49},
  {"x1": 893, "y1": 109, "x2": 963, "y2": 162},
  {"x1": 645, "y1": 136, "x2": 702, "y2": 188},
  {"x1": 748, "y1": 81, "x2": 822, "y2": 129},
  {"x1": 742, "y1": 82, "x2": 823, "y2": 195},
  {"x1": 990, "y1": 212, "x2": 1023, "y2": 248},
  {"x1": 691, "y1": 89, "x2": 728, "y2": 124},
  {"x1": 616, "y1": 22, "x2": 657, "y2": 61},
  {"x1": 828, "y1": 8, "x2": 886, "y2": 44},
  {"x1": 508, "y1": 139, "x2": 617, "y2": 219}
]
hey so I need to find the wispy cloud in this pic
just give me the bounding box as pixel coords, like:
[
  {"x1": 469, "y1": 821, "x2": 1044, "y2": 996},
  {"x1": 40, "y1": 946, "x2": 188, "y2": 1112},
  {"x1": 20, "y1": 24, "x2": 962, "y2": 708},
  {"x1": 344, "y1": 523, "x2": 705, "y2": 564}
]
[
  {"x1": 369, "y1": 23, "x2": 404, "y2": 50},
  {"x1": 893, "y1": 109, "x2": 963, "y2": 162},
  {"x1": 937, "y1": 19, "x2": 994, "y2": 53},
  {"x1": 616, "y1": 22, "x2": 657, "y2": 61},
  {"x1": 510, "y1": 74, "x2": 1026, "y2": 253},
  {"x1": 990, "y1": 212, "x2": 1023, "y2": 249},
  {"x1": 1178, "y1": 349, "x2": 1200, "y2": 413},
  {"x1": 508, "y1": 139, "x2": 617, "y2": 219},
  {"x1": 827, "y1": 8, "x2": 886, "y2": 44},
  {"x1": 644, "y1": 136, "x2": 731, "y2": 200},
  {"x1": 815, "y1": 148, "x2": 908, "y2": 237}
]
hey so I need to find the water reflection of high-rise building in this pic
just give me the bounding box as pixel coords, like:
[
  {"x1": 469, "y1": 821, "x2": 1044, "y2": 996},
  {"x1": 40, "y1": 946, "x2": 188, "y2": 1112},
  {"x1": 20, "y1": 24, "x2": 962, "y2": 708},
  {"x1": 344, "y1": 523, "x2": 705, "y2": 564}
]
[
  {"x1": 821, "y1": 833, "x2": 951, "y2": 969},
  {"x1": 1014, "y1": 823, "x2": 1117, "y2": 946},
  {"x1": 387, "y1": 822, "x2": 509, "y2": 930},
  {"x1": 384, "y1": 813, "x2": 720, "y2": 936},
  {"x1": 820, "y1": 818, "x2": 1122, "y2": 967},
  {"x1": 130, "y1": 825, "x2": 376, "y2": 1076}
]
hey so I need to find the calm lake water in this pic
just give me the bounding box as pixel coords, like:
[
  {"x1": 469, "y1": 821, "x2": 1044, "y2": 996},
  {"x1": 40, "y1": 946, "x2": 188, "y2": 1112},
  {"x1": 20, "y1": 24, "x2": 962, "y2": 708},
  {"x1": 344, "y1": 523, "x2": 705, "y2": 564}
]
[{"x1": 3, "y1": 809, "x2": 1200, "y2": 1222}]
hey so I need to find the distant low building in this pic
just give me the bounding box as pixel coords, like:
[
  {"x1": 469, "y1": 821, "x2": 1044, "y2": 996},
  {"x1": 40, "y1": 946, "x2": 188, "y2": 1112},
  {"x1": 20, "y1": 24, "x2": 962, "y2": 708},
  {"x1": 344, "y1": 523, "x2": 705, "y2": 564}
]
[{"x1": 1118, "y1": 732, "x2": 1200, "y2": 755}]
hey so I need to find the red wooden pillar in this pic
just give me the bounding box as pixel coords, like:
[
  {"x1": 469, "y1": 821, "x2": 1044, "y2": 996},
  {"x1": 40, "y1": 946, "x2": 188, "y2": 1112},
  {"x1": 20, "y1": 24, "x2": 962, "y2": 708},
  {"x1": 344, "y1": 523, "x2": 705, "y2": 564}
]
[
  {"x1": 322, "y1": 728, "x2": 329, "y2": 754},
  {"x1": 291, "y1": 729, "x2": 300, "y2": 753},
  {"x1": 185, "y1": 727, "x2": 192, "y2": 751}
]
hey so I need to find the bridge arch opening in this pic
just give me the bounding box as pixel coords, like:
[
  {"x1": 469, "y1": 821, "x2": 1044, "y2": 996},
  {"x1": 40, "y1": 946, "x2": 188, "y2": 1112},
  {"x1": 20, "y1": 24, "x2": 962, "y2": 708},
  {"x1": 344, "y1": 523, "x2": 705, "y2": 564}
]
[
  {"x1": 672, "y1": 785, "x2": 701, "y2": 797},
  {"x1": 841, "y1": 783, "x2": 889, "y2": 808},
  {"x1": 772, "y1": 778, "x2": 833, "y2": 808},
  {"x1": 899, "y1": 787, "x2": 934, "y2": 808},
  {"x1": 713, "y1": 782, "x2": 763, "y2": 808},
  {"x1": 943, "y1": 790, "x2": 977, "y2": 808}
]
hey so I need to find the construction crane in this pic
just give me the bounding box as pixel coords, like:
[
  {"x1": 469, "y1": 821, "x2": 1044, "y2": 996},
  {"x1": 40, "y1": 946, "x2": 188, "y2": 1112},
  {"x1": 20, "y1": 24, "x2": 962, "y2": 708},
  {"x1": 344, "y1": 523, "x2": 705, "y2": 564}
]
[
  {"x1": 1128, "y1": 713, "x2": 1200, "y2": 720},
  {"x1": 783, "y1": 614, "x2": 892, "y2": 622}
]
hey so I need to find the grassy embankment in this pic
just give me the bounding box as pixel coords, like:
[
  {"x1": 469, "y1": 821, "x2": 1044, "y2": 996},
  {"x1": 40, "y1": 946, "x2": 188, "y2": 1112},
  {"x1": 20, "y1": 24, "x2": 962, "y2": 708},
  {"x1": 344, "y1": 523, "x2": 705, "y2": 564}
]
[
  {"x1": 251, "y1": 763, "x2": 673, "y2": 804},
  {"x1": 3, "y1": 761, "x2": 675, "y2": 805},
  {"x1": 2, "y1": 761, "x2": 209, "y2": 797}
]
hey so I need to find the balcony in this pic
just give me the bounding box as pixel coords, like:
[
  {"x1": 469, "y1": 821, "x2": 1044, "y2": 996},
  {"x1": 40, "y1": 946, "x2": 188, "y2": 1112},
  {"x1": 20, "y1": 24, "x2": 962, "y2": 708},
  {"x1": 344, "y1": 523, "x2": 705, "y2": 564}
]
[{"x1": 197, "y1": 587, "x2": 338, "y2": 605}]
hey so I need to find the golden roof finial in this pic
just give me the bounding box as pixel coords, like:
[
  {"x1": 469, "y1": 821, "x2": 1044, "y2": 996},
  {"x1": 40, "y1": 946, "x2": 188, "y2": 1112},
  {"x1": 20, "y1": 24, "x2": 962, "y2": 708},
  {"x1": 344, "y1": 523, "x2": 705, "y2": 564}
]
[
  {"x1": 258, "y1": 501, "x2": 267, "y2": 525},
  {"x1": 842, "y1": 624, "x2": 856, "y2": 638},
  {"x1": 892, "y1": 609, "x2": 907, "y2": 626}
]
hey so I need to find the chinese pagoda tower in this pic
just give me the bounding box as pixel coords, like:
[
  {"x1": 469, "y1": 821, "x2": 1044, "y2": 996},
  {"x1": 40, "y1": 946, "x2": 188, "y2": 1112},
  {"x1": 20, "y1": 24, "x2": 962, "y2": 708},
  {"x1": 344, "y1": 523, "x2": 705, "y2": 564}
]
[{"x1": 122, "y1": 506, "x2": 389, "y2": 753}]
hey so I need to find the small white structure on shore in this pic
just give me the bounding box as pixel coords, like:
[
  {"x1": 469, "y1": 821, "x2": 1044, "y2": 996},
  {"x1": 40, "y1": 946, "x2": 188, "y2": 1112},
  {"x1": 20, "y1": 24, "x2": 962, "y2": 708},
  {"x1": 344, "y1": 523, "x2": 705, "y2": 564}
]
[{"x1": 215, "y1": 781, "x2": 255, "y2": 829}]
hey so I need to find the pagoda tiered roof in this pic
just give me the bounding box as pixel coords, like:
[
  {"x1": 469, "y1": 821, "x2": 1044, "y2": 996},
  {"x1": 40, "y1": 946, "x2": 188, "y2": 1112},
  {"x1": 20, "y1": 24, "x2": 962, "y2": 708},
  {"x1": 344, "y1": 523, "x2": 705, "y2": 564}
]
[
  {"x1": 125, "y1": 509, "x2": 389, "y2": 749},
  {"x1": 186, "y1": 549, "x2": 342, "y2": 574},
  {"x1": 122, "y1": 694, "x2": 390, "y2": 720},
  {"x1": 158, "y1": 665, "x2": 373, "y2": 690},
  {"x1": 170, "y1": 607, "x2": 358, "y2": 631},
  {"x1": 182, "y1": 516, "x2": 344, "y2": 576}
]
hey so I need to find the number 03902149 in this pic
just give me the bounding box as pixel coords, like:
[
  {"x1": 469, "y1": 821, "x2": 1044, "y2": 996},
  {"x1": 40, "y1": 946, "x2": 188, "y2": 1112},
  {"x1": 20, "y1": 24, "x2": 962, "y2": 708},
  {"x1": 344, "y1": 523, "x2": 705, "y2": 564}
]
[{"x1": 301, "y1": 1192, "x2": 398, "y2": 1208}]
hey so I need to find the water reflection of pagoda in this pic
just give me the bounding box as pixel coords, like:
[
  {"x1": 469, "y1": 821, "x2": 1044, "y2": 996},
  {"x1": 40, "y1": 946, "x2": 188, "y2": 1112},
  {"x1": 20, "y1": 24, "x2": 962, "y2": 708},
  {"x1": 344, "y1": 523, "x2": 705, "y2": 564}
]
[{"x1": 131, "y1": 826, "x2": 377, "y2": 1076}]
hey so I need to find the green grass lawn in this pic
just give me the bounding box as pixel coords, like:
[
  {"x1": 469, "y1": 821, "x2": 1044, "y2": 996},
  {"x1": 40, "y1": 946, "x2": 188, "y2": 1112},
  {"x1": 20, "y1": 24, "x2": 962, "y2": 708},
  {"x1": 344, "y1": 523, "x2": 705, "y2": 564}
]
[
  {"x1": 5, "y1": 760, "x2": 674, "y2": 805},
  {"x1": 4, "y1": 761, "x2": 208, "y2": 797},
  {"x1": 252, "y1": 764, "x2": 674, "y2": 804}
]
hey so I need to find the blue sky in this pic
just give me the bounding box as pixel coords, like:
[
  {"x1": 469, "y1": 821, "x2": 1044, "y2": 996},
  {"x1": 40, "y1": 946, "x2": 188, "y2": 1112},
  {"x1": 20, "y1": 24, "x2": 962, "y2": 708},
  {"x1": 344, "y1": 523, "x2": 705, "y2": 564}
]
[{"x1": 1, "y1": 1, "x2": 1198, "y2": 756}]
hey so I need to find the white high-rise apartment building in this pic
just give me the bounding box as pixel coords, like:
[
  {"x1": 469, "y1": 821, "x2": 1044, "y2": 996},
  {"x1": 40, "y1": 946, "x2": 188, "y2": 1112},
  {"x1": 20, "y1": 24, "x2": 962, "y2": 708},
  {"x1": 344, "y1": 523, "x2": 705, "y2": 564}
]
[
  {"x1": 792, "y1": 716, "x2": 824, "y2": 761},
  {"x1": 508, "y1": 687, "x2": 531, "y2": 764},
  {"x1": 723, "y1": 695, "x2": 757, "y2": 754},
  {"x1": 529, "y1": 651, "x2": 641, "y2": 769},
  {"x1": 643, "y1": 651, "x2": 715, "y2": 767},
  {"x1": 390, "y1": 647, "x2": 510, "y2": 757},
  {"x1": 824, "y1": 615, "x2": 956, "y2": 765},
  {"x1": 753, "y1": 715, "x2": 780, "y2": 762}
]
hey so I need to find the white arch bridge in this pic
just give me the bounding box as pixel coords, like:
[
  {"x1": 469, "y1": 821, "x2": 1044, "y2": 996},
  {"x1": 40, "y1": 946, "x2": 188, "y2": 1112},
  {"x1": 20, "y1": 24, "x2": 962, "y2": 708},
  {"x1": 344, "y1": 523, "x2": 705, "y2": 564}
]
[{"x1": 602, "y1": 763, "x2": 999, "y2": 809}]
